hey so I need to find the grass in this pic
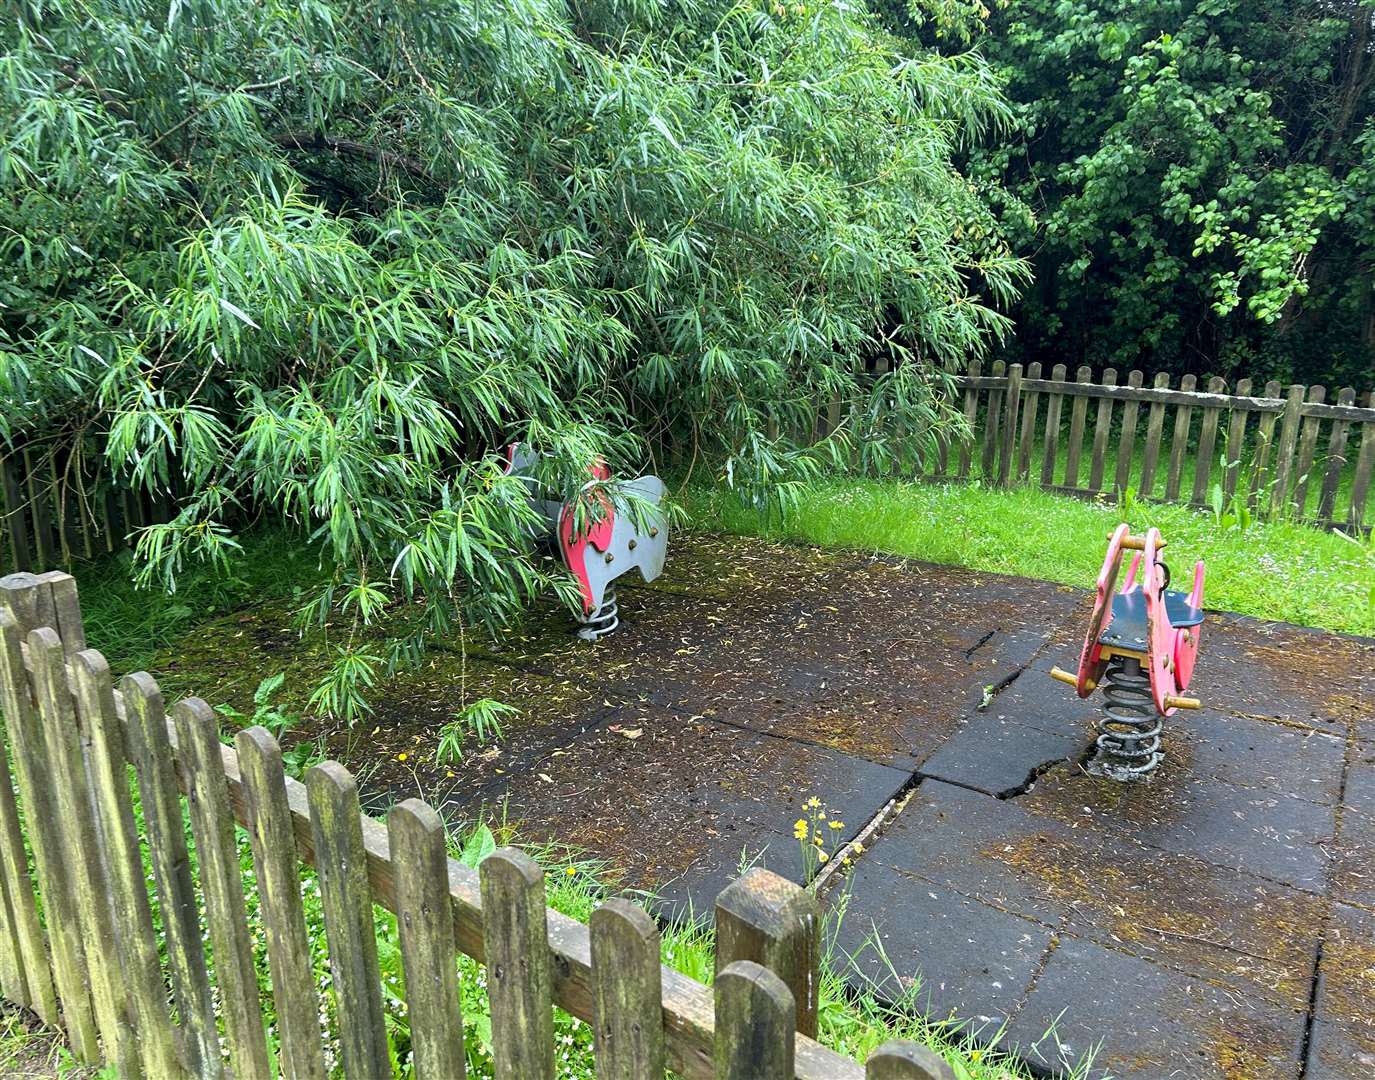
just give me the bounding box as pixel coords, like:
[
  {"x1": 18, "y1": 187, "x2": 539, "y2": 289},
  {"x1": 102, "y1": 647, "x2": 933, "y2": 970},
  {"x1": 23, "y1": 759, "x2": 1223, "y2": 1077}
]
[
  {"x1": 685, "y1": 477, "x2": 1375, "y2": 636},
  {"x1": 72, "y1": 527, "x2": 328, "y2": 673}
]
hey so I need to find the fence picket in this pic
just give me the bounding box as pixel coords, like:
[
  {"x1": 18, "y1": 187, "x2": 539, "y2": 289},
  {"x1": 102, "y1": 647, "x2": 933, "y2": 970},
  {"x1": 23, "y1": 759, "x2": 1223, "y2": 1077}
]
[
  {"x1": 1087, "y1": 368, "x2": 1118, "y2": 494},
  {"x1": 998, "y1": 363, "x2": 1023, "y2": 487},
  {"x1": 1221, "y1": 378, "x2": 1252, "y2": 502},
  {"x1": 1039, "y1": 365, "x2": 1067, "y2": 488},
  {"x1": 1292, "y1": 385, "x2": 1327, "y2": 516},
  {"x1": 1138, "y1": 372, "x2": 1170, "y2": 496},
  {"x1": 1248, "y1": 381, "x2": 1283, "y2": 510},
  {"x1": 980, "y1": 360, "x2": 1005, "y2": 479},
  {"x1": 957, "y1": 359, "x2": 981, "y2": 479},
  {"x1": 308, "y1": 762, "x2": 391, "y2": 1079},
  {"x1": 1318, "y1": 388, "x2": 1358, "y2": 524},
  {"x1": 1165, "y1": 374, "x2": 1196, "y2": 501},
  {"x1": 482, "y1": 848, "x2": 555, "y2": 1080},
  {"x1": 388, "y1": 800, "x2": 466, "y2": 1080},
  {"x1": 0, "y1": 689, "x2": 50, "y2": 1020},
  {"x1": 123, "y1": 672, "x2": 222, "y2": 1078},
  {"x1": 1016, "y1": 362, "x2": 1042, "y2": 481},
  {"x1": 236, "y1": 727, "x2": 327, "y2": 1080},
  {"x1": 70, "y1": 651, "x2": 182, "y2": 1078},
  {"x1": 591, "y1": 899, "x2": 665, "y2": 1080},
  {"x1": 175, "y1": 698, "x2": 272, "y2": 1080},
  {"x1": 1351, "y1": 408, "x2": 1375, "y2": 529},
  {"x1": 1192, "y1": 377, "x2": 1228, "y2": 506},
  {"x1": 1270, "y1": 384, "x2": 1306, "y2": 517},
  {"x1": 714, "y1": 960, "x2": 794, "y2": 1080},
  {"x1": 1113, "y1": 370, "x2": 1145, "y2": 495},
  {"x1": 28, "y1": 628, "x2": 136, "y2": 1074},
  {"x1": 1064, "y1": 365, "x2": 1093, "y2": 489},
  {"x1": 866, "y1": 1041, "x2": 955, "y2": 1080},
  {"x1": 0, "y1": 592, "x2": 98, "y2": 1058}
]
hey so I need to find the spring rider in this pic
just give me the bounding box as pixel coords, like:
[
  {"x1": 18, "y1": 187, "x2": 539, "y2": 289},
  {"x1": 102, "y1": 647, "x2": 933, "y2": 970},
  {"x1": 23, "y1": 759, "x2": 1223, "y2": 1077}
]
[
  {"x1": 1049, "y1": 524, "x2": 1205, "y2": 780},
  {"x1": 502, "y1": 444, "x2": 668, "y2": 640}
]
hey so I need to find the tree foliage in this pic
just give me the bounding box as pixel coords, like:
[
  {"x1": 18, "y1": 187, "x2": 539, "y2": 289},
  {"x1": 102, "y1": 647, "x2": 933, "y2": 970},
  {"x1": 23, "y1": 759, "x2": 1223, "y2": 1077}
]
[
  {"x1": 897, "y1": 0, "x2": 1375, "y2": 384},
  {"x1": 1, "y1": 0, "x2": 1020, "y2": 715}
]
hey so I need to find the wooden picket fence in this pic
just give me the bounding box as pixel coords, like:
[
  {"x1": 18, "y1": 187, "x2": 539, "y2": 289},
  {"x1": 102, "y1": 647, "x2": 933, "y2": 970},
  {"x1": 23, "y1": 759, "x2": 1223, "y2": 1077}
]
[
  {"x1": 0, "y1": 569, "x2": 950, "y2": 1080},
  {"x1": 932, "y1": 361, "x2": 1375, "y2": 531},
  {"x1": 0, "y1": 439, "x2": 173, "y2": 575}
]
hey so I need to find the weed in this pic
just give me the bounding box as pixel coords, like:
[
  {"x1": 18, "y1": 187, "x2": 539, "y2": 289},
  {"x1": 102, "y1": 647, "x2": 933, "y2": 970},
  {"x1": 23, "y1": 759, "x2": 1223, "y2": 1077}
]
[
  {"x1": 436, "y1": 699, "x2": 518, "y2": 765},
  {"x1": 215, "y1": 672, "x2": 323, "y2": 779}
]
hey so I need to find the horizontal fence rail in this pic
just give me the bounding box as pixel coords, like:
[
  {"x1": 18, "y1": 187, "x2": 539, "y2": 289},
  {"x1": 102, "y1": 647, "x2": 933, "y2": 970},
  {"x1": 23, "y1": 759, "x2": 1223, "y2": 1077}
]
[
  {"x1": 932, "y1": 361, "x2": 1375, "y2": 532},
  {"x1": 0, "y1": 569, "x2": 954, "y2": 1080}
]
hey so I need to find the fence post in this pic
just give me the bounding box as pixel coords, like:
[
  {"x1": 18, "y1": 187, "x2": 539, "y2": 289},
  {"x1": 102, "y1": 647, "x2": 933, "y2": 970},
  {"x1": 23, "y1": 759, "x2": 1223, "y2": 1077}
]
[
  {"x1": 482, "y1": 848, "x2": 555, "y2": 1080},
  {"x1": 590, "y1": 898, "x2": 665, "y2": 1080},
  {"x1": 1270, "y1": 383, "x2": 1306, "y2": 517},
  {"x1": 865, "y1": 1041, "x2": 956, "y2": 1080},
  {"x1": 997, "y1": 363, "x2": 1022, "y2": 487},
  {"x1": 714, "y1": 960, "x2": 794, "y2": 1080},
  {"x1": 714, "y1": 867, "x2": 820, "y2": 1039},
  {"x1": 308, "y1": 762, "x2": 391, "y2": 1079}
]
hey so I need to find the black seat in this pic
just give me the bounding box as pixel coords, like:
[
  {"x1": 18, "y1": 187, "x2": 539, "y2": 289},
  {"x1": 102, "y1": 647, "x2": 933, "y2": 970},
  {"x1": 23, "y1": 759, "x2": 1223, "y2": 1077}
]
[{"x1": 1099, "y1": 590, "x2": 1204, "y2": 650}]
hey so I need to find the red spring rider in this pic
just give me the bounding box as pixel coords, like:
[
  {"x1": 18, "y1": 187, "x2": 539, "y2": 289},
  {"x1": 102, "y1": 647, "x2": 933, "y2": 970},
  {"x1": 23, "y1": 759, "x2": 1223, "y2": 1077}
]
[{"x1": 1049, "y1": 524, "x2": 1205, "y2": 780}]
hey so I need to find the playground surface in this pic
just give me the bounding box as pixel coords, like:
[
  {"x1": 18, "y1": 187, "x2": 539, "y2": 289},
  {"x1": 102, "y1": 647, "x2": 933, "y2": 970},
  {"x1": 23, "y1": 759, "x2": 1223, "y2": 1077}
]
[{"x1": 164, "y1": 534, "x2": 1375, "y2": 1079}]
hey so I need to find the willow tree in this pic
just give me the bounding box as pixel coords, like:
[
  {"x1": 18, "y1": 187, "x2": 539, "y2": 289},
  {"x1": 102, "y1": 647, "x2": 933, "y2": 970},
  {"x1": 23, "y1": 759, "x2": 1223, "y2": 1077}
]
[{"x1": 1, "y1": 0, "x2": 1022, "y2": 716}]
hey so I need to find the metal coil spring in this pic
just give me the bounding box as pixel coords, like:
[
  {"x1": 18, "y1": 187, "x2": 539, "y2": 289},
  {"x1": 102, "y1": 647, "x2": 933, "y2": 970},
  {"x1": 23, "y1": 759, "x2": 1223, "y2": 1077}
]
[
  {"x1": 576, "y1": 585, "x2": 619, "y2": 641},
  {"x1": 1089, "y1": 655, "x2": 1163, "y2": 780}
]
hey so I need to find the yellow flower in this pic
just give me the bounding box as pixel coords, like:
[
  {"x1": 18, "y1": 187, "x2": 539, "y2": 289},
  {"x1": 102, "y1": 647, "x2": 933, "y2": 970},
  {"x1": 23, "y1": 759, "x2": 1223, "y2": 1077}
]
[
  {"x1": 852, "y1": 842, "x2": 864, "y2": 854},
  {"x1": 806, "y1": 796, "x2": 822, "y2": 809},
  {"x1": 827, "y1": 820, "x2": 844, "y2": 831},
  {"x1": 817, "y1": 851, "x2": 828, "y2": 862},
  {"x1": 793, "y1": 818, "x2": 808, "y2": 839},
  {"x1": 396, "y1": 752, "x2": 408, "y2": 762},
  {"x1": 565, "y1": 866, "x2": 577, "y2": 876}
]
